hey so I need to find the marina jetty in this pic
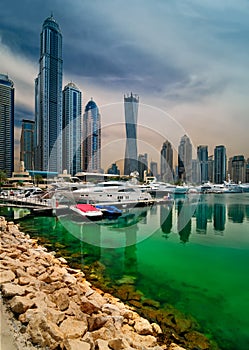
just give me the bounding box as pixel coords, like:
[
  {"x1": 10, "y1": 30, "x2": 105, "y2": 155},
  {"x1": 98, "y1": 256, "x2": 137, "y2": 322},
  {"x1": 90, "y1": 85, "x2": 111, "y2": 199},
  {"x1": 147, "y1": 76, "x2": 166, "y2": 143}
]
[{"x1": 0, "y1": 216, "x2": 216, "y2": 350}]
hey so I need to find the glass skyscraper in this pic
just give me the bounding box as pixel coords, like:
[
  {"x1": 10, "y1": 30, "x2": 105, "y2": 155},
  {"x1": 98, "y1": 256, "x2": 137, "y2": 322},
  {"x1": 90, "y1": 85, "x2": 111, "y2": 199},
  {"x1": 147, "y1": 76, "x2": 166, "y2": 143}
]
[
  {"x1": 124, "y1": 93, "x2": 139, "y2": 176},
  {"x1": 197, "y1": 145, "x2": 208, "y2": 183},
  {"x1": 160, "y1": 140, "x2": 173, "y2": 183},
  {"x1": 83, "y1": 99, "x2": 101, "y2": 172},
  {"x1": 178, "y1": 134, "x2": 192, "y2": 183},
  {"x1": 20, "y1": 119, "x2": 35, "y2": 171},
  {"x1": 0, "y1": 74, "x2": 14, "y2": 177},
  {"x1": 214, "y1": 145, "x2": 227, "y2": 184},
  {"x1": 35, "y1": 15, "x2": 63, "y2": 173},
  {"x1": 62, "y1": 82, "x2": 82, "y2": 176}
]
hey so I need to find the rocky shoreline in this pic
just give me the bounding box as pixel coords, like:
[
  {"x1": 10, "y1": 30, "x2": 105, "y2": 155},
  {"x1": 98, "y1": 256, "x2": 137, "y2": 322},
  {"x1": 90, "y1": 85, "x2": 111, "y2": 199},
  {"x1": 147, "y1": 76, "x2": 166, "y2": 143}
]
[{"x1": 0, "y1": 216, "x2": 216, "y2": 350}]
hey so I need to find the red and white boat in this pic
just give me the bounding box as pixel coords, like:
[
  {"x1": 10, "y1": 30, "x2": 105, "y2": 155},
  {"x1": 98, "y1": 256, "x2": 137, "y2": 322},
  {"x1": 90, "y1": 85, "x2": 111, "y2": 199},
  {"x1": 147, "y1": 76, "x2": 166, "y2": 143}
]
[{"x1": 70, "y1": 204, "x2": 103, "y2": 220}]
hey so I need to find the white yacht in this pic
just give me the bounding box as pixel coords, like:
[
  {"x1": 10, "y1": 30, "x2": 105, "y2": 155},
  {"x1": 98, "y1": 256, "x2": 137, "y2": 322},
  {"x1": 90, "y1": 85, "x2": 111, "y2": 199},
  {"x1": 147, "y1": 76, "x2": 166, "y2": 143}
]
[{"x1": 72, "y1": 181, "x2": 153, "y2": 205}]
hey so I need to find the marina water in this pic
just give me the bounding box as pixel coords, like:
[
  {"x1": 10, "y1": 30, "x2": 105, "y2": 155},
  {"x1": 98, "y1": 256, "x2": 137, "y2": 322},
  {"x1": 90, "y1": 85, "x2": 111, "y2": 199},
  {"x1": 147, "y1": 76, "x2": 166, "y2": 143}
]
[{"x1": 2, "y1": 193, "x2": 249, "y2": 349}]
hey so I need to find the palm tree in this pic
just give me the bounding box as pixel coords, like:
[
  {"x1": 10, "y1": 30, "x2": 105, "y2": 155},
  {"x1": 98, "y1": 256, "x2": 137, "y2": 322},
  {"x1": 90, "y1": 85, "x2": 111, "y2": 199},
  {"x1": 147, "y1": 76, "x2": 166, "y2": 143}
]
[
  {"x1": 34, "y1": 174, "x2": 43, "y2": 186},
  {"x1": 0, "y1": 170, "x2": 7, "y2": 192}
]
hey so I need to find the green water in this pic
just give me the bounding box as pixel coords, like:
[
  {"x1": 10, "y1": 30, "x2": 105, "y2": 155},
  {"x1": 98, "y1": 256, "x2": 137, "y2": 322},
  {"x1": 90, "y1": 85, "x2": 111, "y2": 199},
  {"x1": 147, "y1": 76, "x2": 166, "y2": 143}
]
[{"x1": 1, "y1": 193, "x2": 249, "y2": 349}]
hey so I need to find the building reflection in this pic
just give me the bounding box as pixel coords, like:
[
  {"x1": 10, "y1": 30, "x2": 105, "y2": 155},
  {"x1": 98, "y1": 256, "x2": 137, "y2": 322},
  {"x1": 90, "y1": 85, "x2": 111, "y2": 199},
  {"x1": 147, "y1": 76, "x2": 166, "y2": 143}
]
[
  {"x1": 228, "y1": 204, "x2": 245, "y2": 223},
  {"x1": 195, "y1": 203, "x2": 209, "y2": 234},
  {"x1": 160, "y1": 204, "x2": 173, "y2": 238},
  {"x1": 213, "y1": 203, "x2": 226, "y2": 232},
  {"x1": 176, "y1": 200, "x2": 192, "y2": 243}
]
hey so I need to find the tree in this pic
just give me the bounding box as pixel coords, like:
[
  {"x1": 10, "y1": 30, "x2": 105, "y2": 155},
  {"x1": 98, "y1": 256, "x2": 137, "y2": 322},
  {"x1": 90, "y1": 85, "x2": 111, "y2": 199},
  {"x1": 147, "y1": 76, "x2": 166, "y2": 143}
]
[
  {"x1": 0, "y1": 170, "x2": 7, "y2": 187},
  {"x1": 34, "y1": 175, "x2": 43, "y2": 186}
]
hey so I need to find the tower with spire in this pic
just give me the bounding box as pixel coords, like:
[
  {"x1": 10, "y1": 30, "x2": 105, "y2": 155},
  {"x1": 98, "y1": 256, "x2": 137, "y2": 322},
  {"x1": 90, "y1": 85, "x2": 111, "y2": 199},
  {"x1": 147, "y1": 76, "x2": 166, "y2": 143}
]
[{"x1": 35, "y1": 14, "x2": 63, "y2": 172}]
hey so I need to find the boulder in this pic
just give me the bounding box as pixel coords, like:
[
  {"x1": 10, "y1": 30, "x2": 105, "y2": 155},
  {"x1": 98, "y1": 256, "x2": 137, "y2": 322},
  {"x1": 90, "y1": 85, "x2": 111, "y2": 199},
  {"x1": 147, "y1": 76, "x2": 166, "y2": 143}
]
[
  {"x1": 27, "y1": 313, "x2": 64, "y2": 349},
  {"x1": 10, "y1": 295, "x2": 35, "y2": 314},
  {"x1": 51, "y1": 288, "x2": 70, "y2": 311},
  {"x1": 1, "y1": 282, "x2": 26, "y2": 298},
  {"x1": 87, "y1": 315, "x2": 109, "y2": 331},
  {"x1": 0, "y1": 269, "x2": 16, "y2": 284},
  {"x1": 108, "y1": 337, "x2": 131, "y2": 349},
  {"x1": 134, "y1": 317, "x2": 154, "y2": 335},
  {"x1": 80, "y1": 296, "x2": 100, "y2": 314},
  {"x1": 64, "y1": 339, "x2": 91, "y2": 350},
  {"x1": 95, "y1": 339, "x2": 110, "y2": 350},
  {"x1": 59, "y1": 317, "x2": 88, "y2": 339}
]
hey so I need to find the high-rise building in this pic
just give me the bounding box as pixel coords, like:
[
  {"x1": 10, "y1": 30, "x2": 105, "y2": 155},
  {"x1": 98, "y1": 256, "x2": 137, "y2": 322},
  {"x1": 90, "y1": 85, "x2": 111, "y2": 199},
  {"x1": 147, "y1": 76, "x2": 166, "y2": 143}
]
[
  {"x1": 214, "y1": 145, "x2": 227, "y2": 184},
  {"x1": 62, "y1": 82, "x2": 82, "y2": 176},
  {"x1": 178, "y1": 135, "x2": 192, "y2": 183},
  {"x1": 197, "y1": 145, "x2": 208, "y2": 183},
  {"x1": 124, "y1": 93, "x2": 139, "y2": 175},
  {"x1": 160, "y1": 140, "x2": 173, "y2": 183},
  {"x1": 138, "y1": 153, "x2": 148, "y2": 182},
  {"x1": 228, "y1": 155, "x2": 246, "y2": 183},
  {"x1": 246, "y1": 159, "x2": 249, "y2": 183},
  {"x1": 0, "y1": 74, "x2": 14, "y2": 177},
  {"x1": 83, "y1": 99, "x2": 101, "y2": 172},
  {"x1": 107, "y1": 163, "x2": 120, "y2": 175},
  {"x1": 149, "y1": 161, "x2": 158, "y2": 178},
  {"x1": 208, "y1": 155, "x2": 214, "y2": 183},
  {"x1": 20, "y1": 119, "x2": 35, "y2": 171},
  {"x1": 192, "y1": 159, "x2": 201, "y2": 184},
  {"x1": 35, "y1": 15, "x2": 63, "y2": 172}
]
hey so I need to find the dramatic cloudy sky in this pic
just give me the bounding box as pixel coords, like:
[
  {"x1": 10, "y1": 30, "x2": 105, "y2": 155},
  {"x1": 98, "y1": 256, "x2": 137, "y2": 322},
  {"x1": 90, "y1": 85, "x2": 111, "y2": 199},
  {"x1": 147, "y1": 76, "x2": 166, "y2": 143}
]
[{"x1": 0, "y1": 0, "x2": 248, "y2": 170}]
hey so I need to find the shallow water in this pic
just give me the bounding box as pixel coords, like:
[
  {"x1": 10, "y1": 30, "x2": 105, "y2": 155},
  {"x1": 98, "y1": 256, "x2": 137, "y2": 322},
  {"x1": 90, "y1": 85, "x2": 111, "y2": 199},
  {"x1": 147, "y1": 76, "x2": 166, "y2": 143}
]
[{"x1": 2, "y1": 193, "x2": 249, "y2": 349}]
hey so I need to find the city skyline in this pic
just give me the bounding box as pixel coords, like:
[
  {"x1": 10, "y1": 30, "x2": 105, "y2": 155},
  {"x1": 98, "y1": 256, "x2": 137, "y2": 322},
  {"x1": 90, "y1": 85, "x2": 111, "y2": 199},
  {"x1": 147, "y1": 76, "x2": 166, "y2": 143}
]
[{"x1": 0, "y1": 0, "x2": 248, "y2": 170}]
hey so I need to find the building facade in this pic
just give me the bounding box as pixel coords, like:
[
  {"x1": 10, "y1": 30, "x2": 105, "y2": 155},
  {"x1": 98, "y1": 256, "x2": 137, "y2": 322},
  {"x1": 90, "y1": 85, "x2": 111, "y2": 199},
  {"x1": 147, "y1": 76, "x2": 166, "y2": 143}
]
[
  {"x1": 160, "y1": 140, "x2": 173, "y2": 183},
  {"x1": 62, "y1": 82, "x2": 82, "y2": 176},
  {"x1": 20, "y1": 119, "x2": 35, "y2": 171},
  {"x1": 197, "y1": 145, "x2": 208, "y2": 183},
  {"x1": 214, "y1": 145, "x2": 227, "y2": 184},
  {"x1": 83, "y1": 99, "x2": 101, "y2": 172},
  {"x1": 208, "y1": 155, "x2": 214, "y2": 183},
  {"x1": 124, "y1": 93, "x2": 139, "y2": 175},
  {"x1": 228, "y1": 155, "x2": 246, "y2": 183},
  {"x1": 35, "y1": 15, "x2": 63, "y2": 173},
  {"x1": 178, "y1": 135, "x2": 192, "y2": 183},
  {"x1": 138, "y1": 153, "x2": 148, "y2": 182},
  {"x1": 0, "y1": 74, "x2": 14, "y2": 177}
]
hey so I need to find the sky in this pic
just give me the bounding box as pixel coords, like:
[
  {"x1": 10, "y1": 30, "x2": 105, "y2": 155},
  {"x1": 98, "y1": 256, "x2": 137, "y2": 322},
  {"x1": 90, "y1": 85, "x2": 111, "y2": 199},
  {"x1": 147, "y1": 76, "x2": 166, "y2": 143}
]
[{"x1": 0, "y1": 0, "x2": 249, "y2": 171}]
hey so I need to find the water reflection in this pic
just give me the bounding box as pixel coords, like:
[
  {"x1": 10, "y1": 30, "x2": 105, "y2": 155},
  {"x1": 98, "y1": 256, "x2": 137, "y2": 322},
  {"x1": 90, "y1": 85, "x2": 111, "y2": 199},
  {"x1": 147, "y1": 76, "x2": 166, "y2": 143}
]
[{"x1": 213, "y1": 203, "x2": 226, "y2": 232}]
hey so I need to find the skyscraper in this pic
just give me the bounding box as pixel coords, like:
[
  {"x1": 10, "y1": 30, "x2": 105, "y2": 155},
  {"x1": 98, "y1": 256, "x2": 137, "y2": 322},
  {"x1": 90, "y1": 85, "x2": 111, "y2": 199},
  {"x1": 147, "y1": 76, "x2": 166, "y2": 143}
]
[
  {"x1": 0, "y1": 74, "x2": 14, "y2": 177},
  {"x1": 214, "y1": 145, "x2": 227, "y2": 184},
  {"x1": 124, "y1": 93, "x2": 139, "y2": 175},
  {"x1": 197, "y1": 145, "x2": 208, "y2": 183},
  {"x1": 178, "y1": 135, "x2": 192, "y2": 183},
  {"x1": 83, "y1": 99, "x2": 101, "y2": 172},
  {"x1": 138, "y1": 153, "x2": 148, "y2": 182},
  {"x1": 20, "y1": 119, "x2": 35, "y2": 171},
  {"x1": 228, "y1": 155, "x2": 246, "y2": 183},
  {"x1": 160, "y1": 140, "x2": 173, "y2": 183},
  {"x1": 62, "y1": 82, "x2": 82, "y2": 176},
  {"x1": 35, "y1": 15, "x2": 63, "y2": 173}
]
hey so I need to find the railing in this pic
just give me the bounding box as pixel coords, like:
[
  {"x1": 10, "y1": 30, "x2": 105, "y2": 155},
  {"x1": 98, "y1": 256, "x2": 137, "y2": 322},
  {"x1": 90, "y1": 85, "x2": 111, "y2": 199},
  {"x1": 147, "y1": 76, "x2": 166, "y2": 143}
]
[{"x1": 0, "y1": 193, "x2": 54, "y2": 208}]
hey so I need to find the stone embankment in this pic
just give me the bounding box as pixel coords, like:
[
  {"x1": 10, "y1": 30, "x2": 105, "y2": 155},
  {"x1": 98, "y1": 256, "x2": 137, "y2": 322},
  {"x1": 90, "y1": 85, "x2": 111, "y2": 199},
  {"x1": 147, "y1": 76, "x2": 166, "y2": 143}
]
[{"x1": 0, "y1": 216, "x2": 185, "y2": 350}]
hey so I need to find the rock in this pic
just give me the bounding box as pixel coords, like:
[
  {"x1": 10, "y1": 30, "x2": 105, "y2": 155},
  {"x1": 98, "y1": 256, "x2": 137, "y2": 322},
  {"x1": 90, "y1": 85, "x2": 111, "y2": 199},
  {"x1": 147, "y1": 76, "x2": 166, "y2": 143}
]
[
  {"x1": 60, "y1": 317, "x2": 87, "y2": 338},
  {"x1": 27, "y1": 313, "x2": 64, "y2": 349},
  {"x1": 95, "y1": 339, "x2": 110, "y2": 350},
  {"x1": 108, "y1": 337, "x2": 131, "y2": 349},
  {"x1": 65, "y1": 300, "x2": 87, "y2": 320},
  {"x1": 10, "y1": 295, "x2": 35, "y2": 314},
  {"x1": 46, "y1": 307, "x2": 65, "y2": 325},
  {"x1": 151, "y1": 322, "x2": 163, "y2": 335},
  {"x1": 80, "y1": 296, "x2": 100, "y2": 314},
  {"x1": 18, "y1": 276, "x2": 31, "y2": 285},
  {"x1": 101, "y1": 303, "x2": 121, "y2": 316},
  {"x1": 1, "y1": 282, "x2": 26, "y2": 298},
  {"x1": 51, "y1": 288, "x2": 70, "y2": 311},
  {"x1": 64, "y1": 338, "x2": 91, "y2": 350},
  {"x1": 0, "y1": 269, "x2": 16, "y2": 284},
  {"x1": 142, "y1": 299, "x2": 160, "y2": 309},
  {"x1": 184, "y1": 331, "x2": 210, "y2": 350},
  {"x1": 88, "y1": 315, "x2": 109, "y2": 331},
  {"x1": 134, "y1": 317, "x2": 154, "y2": 335},
  {"x1": 168, "y1": 343, "x2": 186, "y2": 350}
]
